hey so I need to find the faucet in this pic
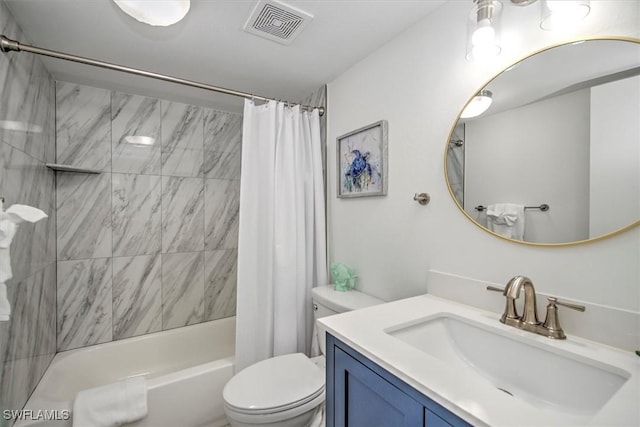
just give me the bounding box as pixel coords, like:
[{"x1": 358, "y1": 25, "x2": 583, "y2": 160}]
[
  {"x1": 487, "y1": 276, "x2": 585, "y2": 339},
  {"x1": 502, "y1": 275, "x2": 540, "y2": 327}
]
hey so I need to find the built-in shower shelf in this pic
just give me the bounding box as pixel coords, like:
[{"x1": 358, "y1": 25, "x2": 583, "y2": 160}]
[{"x1": 45, "y1": 163, "x2": 102, "y2": 174}]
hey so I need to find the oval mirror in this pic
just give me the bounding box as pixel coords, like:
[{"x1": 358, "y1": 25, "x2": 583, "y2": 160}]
[{"x1": 446, "y1": 38, "x2": 640, "y2": 246}]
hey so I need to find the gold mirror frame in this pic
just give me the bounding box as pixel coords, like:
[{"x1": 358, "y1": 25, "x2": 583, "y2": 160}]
[{"x1": 444, "y1": 36, "x2": 640, "y2": 247}]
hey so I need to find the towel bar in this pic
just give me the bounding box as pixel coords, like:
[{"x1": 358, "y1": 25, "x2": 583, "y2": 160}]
[{"x1": 475, "y1": 204, "x2": 549, "y2": 212}]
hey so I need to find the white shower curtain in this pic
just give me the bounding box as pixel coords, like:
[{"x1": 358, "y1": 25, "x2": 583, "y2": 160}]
[{"x1": 235, "y1": 100, "x2": 327, "y2": 373}]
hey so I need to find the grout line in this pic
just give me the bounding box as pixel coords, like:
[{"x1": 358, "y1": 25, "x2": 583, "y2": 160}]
[
  {"x1": 110, "y1": 89, "x2": 115, "y2": 342},
  {"x1": 202, "y1": 109, "x2": 207, "y2": 322},
  {"x1": 160, "y1": 99, "x2": 165, "y2": 332},
  {"x1": 54, "y1": 80, "x2": 60, "y2": 352}
]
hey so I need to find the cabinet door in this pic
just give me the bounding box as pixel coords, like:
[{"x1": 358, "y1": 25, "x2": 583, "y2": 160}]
[
  {"x1": 334, "y1": 347, "x2": 424, "y2": 427},
  {"x1": 425, "y1": 409, "x2": 453, "y2": 427}
]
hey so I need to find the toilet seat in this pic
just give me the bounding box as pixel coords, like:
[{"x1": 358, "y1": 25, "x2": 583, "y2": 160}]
[
  {"x1": 224, "y1": 353, "x2": 325, "y2": 416},
  {"x1": 224, "y1": 391, "x2": 325, "y2": 425}
]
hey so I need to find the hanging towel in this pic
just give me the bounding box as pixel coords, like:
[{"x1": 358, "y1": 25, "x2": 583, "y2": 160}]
[
  {"x1": 486, "y1": 203, "x2": 525, "y2": 240},
  {"x1": 0, "y1": 202, "x2": 48, "y2": 322},
  {"x1": 0, "y1": 283, "x2": 9, "y2": 322},
  {"x1": 73, "y1": 377, "x2": 147, "y2": 427}
]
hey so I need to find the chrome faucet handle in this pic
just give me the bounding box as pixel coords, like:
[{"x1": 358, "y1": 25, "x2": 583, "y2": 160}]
[
  {"x1": 542, "y1": 297, "x2": 586, "y2": 339},
  {"x1": 486, "y1": 285, "x2": 505, "y2": 293},
  {"x1": 553, "y1": 298, "x2": 586, "y2": 312}
]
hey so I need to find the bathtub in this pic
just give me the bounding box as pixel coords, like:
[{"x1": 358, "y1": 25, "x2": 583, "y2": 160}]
[{"x1": 16, "y1": 317, "x2": 235, "y2": 427}]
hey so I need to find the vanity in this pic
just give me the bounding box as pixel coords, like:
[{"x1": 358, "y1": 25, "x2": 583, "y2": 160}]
[
  {"x1": 327, "y1": 333, "x2": 470, "y2": 427},
  {"x1": 319, "y1": 295, "x2": 640, "y2": 427}
]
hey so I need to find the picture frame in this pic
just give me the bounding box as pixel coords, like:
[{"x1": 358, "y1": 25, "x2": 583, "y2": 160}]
[{"x1": 336, "y1": 120, "x2": 388, "y2": 198}]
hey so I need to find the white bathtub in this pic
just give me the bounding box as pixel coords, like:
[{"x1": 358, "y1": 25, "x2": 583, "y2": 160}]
[{"x1": 17, "y1": 317, "x2": 235, "y2": 427}]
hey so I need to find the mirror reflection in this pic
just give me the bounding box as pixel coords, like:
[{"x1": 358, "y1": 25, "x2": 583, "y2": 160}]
[{"x1": 446, "y1": 39, "x2": 640, "y2": 245}]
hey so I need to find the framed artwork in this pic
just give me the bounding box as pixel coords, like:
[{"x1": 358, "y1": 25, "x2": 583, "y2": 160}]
[{"x1": 337, "y1": 120, "x2": 388, "y2": 198}]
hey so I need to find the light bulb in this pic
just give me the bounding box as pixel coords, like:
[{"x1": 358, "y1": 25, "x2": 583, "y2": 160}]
[
  {"x1": 472, "y1": 19, "x2": 495, "y2": 46},
  {"x1": 466, "y1": 1, "x2": 502, "y2": 62},
  {"x1": 471, "y1": 20, "x2": 500, "y2": 61},
  {"x1": 541, "y1": 0, "x2": 590, "y2": 30},
  {"x1": 461, "y1": 91, "x2": 493, "y2": 119}
]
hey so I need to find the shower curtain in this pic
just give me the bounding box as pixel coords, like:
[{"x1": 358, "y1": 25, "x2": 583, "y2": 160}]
[{"x1": 235, "y1": 100, "x2": 327, "y2": 373}]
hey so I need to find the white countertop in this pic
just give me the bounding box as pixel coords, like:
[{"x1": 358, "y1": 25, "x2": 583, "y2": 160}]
[{"x1": 318, "y1": 294, "x2": 640, "y2": 427}]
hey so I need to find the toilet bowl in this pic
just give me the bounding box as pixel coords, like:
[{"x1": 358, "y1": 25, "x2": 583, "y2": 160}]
[
  {"x1": 223, "y1": 285, "x2": 383, "y2": 427},
  {"x1": 224, "y1": 353, "x2": 324, "y2": 427}
]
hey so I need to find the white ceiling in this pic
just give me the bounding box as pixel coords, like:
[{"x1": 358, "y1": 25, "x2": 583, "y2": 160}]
[{"x1": 4, "y1": 0, "x2": 447, "y2": 112}]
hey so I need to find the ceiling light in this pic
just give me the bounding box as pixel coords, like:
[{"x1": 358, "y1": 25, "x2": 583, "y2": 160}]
[
  {"x1": 461, "y1": 90, "x2": 493, "y2": 118},
  {"x1": 113, "y1": 0, "x2": 190, "y2": 27},
  {"x1": 466, "y1": 0, "x2": 503, "y2": 62},
  {"x1": 540, "y1": 0, "x2": 590, "y2": 31}
]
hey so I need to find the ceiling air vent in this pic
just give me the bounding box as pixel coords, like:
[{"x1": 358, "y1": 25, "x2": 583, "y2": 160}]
[{"x1": 243, "y1": 0, "x2": 313, "y2": 46}]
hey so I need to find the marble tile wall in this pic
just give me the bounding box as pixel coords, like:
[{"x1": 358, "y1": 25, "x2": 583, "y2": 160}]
[
  {"x1": 56, "y1": 82, "x2": 242, "y2": 351},
  {"x1": 0, "y1": 1, "x2": 57, "y2": 421}
]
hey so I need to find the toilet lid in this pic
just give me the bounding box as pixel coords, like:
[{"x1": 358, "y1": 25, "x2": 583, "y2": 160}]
[{"x1": 224, "y1": 353, "x2": 324, "y2": 414}]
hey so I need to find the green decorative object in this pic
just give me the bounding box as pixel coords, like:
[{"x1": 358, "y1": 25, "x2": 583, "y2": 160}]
[{"x1": 330, "y1": 262, "x2": 357, "y2": 292}]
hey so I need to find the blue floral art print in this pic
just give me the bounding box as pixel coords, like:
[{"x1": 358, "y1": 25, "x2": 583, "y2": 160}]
[
  {"x1": 344, "y1": 149, "x2": 374, "y2": 192},
  {"x1": 338, "y1": 121, "x2": 387, "y2": 197}
]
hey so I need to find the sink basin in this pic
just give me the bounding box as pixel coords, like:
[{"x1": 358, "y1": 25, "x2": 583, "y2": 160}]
[{"x1": 385, "y1": 313, "x2": 630, "y2": 419}]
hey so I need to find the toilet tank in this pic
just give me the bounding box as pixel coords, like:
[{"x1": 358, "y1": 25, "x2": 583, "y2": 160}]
[{"x1": 311, "y1": 285, "x2": 384, "y2": 355}]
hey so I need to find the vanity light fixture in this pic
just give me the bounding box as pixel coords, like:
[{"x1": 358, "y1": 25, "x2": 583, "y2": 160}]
[
  {"x1": 540, "y1": 0, "x2": 590, "y2": 31},
  {"x1": 461, "y1": 90, "x2": 493, "y2": 118},
  {"x1": 465, "y1": 0, "x2": 592, "y2": 60},
  {"x1": 466, "y1": 0, "x2": 503, "y2": 62},
  {"x1": 113, "y1": 0, "x2": 190, "y2": 27}
]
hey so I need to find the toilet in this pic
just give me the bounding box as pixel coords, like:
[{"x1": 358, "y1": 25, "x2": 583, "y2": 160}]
[{"x1": 223, "y1": 285, "x2": 384, "y2": 427}]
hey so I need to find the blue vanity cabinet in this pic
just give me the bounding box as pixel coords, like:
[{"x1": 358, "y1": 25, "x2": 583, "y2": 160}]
[{"x1": 326, "y1": 334, "x2": 472, "y2": 427}]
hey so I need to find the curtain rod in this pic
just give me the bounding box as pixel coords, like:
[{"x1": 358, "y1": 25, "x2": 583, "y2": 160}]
[{"x1": 0, "y1": 35, "x2": 325, "y2": 116}]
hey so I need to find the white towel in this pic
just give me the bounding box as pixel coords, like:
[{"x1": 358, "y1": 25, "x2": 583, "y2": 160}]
[
  {"x1": 73, "y1": 377, "x2": 147, "y2": 427},
  {"x1": 486, "y1": 203, "x2": 525, "y2": 240},
  {"x1": 0, "y1": 202, "x2": 48, "y2": 321},
  {"x1": 0, "y1": 283, "x2": 9, "y2": 321}
]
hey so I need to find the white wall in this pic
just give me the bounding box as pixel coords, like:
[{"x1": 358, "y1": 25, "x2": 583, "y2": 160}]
[
  {"x1": 590, "y1": 74, "x2": 640, "y2": 237},
  {"x1": 464, "y1": 89, "x2": 590, "y2": 244},
  {"x1": 327, "y1": 1, "x2": 640, "y2": 311}
]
